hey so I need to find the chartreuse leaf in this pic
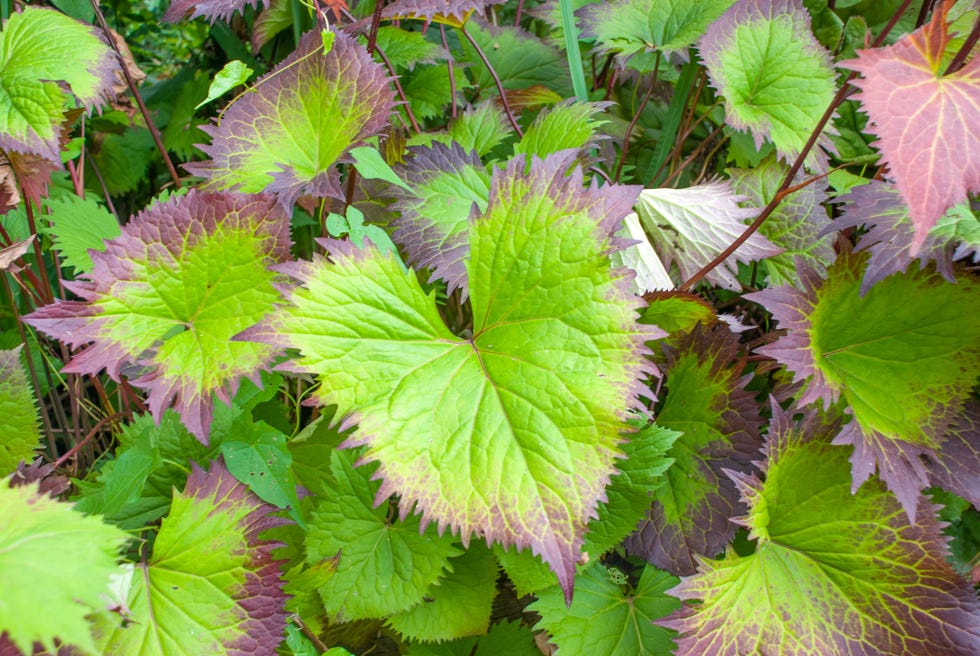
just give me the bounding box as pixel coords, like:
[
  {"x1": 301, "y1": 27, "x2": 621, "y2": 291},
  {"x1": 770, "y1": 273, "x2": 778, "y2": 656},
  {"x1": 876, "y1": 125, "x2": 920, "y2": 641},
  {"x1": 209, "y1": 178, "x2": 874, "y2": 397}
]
[
  {"x1": 197, "y1": 60, "x2": 254, "y2": 110},
  {"x1": 244, "y1": 153, "x2": 653, "y2": 600},
  {"x1": 532, "y1": 563, "x2": 680, "y2": 655},
  {"x1": 843, "y1": 1, "x2": 980, "y2": 253},
  {"x1": 748, "y1": 254, "x2": 980, "y2": 519},
  {"x1": 627, "y1": 326, "x2": 762, "y2": 576},
  {"x1": 0, "y1": 477, "x2": 128, "y2": 655},
  {"x1": 640, "y1": 293, "x2": 716, "y2": 335},
  {"x1": 388, "y1": 544, "x2": 498, "y2": 642},
  {"x1": 664, "y1": 406, "x2": 980, "y2": 655},
  {"x1": 0, "y1": 7, "x2": 118, "y2": 161},
  {"x1": 92, "y1": 460, "x2": 289, "y2": 655},
  {"x1": 189, "y1": 31, "x2": 395, "y2": 209},
  {"x1": 446, "y1": 101, "x2": 513, "y2": 156},
  {"x1": 0, "y1": 348, "x2": 42, "y2": 473},
  {"x1": 25, "y1": 190, "x2": 291, "y2": 442},
  {"x1": 513, "y1": 100, "x2": 608, "y2": 158},
  {"x1": 699, "y1": 0, "x2": 836, "y2": 166},
  {"x1": 304, "y1": 446, "x2": 461, "y2": 621},
  {"x1": 40, "y1": 195, "x2": 121, "y2": 274}
]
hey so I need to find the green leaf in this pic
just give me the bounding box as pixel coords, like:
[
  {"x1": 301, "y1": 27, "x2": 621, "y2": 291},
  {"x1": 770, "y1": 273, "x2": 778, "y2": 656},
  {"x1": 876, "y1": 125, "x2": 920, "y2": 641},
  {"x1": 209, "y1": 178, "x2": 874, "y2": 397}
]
[
  {"x1": 0, "y1": 475, "x2": 129, "y2": 655},
  {"x1": 326, "y1": 205, "x2": 402, "y2": 259},
  {"x1": 351, "y1": 145, "x2": 412, "y2": 191},
  {"x1": 513, "y1": 100, "x2": 608, "y2": 158},
  {"x1": 160, "y1": 71, "x2": 211, "y2": 161},
  {"x1": 74, "y1": 437, "x2": 161, "y2": 518},
  {"x1": 92, "y1": 460, "x2": 289, "y2": 655},
  {"x1": 372, "y1": 25, "x2": 448, "y2": 71},
  {"x1": 446, "y1": 101, "x2": 513, "y2": 157},
  {"x1": 699, "y1": 0, "x2": 836, "y2": 166},
  {"x1": 404, "y1": 619, "x2": 539, "y2": 656},
  {"x1": 220, "y1": 417, "x2": 302, "y2": 517},
  {"x1": 404, "y1": 64, "x2": 470, "y2": 121},
  {"x1": 639, "y1": 293, "x2": 716, "y2": 335},
  {"x1": 245, "y1": 153, "x2": 653, "y2": 600},
  {"x1": 305, "y1": 447, "x2": 461, "y2": 621},
  {"x1": 0, "y1": 347, "x2": 42, "y2": 473},
  {"x1": 40, "y1": 195, "x2": 121, "y2": 274},
  {"x1": 0, "y1": 7, "x2": 117, "y2": 161},
  {"x1": 86, "y1": 127, "x2": 156, "y2": 196},
  {"x1": 666, "y1": 406, "x2": 980, "y2": 655},
  {"x1": 531, "y1": 563, "x2": 679, "y2": 656},
  {"x1": 197, "y1": 60, "x2": 254, "y2": 110},
  {"x1": 459, "y1": 22, "x2": 572, "y2": 95}
]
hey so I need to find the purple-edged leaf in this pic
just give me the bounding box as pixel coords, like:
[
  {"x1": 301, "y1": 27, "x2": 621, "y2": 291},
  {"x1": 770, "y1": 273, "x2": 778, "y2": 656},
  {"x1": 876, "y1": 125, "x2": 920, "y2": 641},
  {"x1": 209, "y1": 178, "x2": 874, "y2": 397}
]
[
  {"x1": 842, "y1": 2, "x2": 980, "y2": 254},
  {"x1": 664, "y1": 405, "x2": 980, "y2": 655},
  {"x1": 93, "y1": 459, "x2": 289, "y2": 655},
  {"x1": 381, "y1": 0, "x2": 502, "y2": 25},
  {"x1": 0, "y1": 347, "x2": 41, "y2": 473},
  {"x1": 24, "y1": 190, "x2": 291, "y2": 442},
  {"x1": 633, "y1": 181, "x2": 781, "y2": 290},
  {"x1": 728, "y1": 156, "x2": 835, "y2": 287},
  {"x1": 831, "y1": 179, "x2": 973, "y2": 293},
  {"x1": 699, "y1": 0, "x2": 836, "y2": 167},
  {"x1": 626, "y1": 325, "x2": 763, "y2": 575},
  {"x1": 164, "y1": 0, "x2": 266, "y2": 24},
  {"x1": 390, "y1": 142, "x2": 491, "y2": 294},
  {"x1": 747, "y1": 254, "x2": 980, "y2": 519},
  {"x1": 243, "y1": 153, "x2": 654, "y2": 601},
  {"x1": 188, "y1": 31, "x2": 396, "y2": 210},
  {"x1": 0, "y1": 7, "x2": 118, "y2": 163},
  {"x1": 927, "y1": 400, "x2": 980, "y2": 509}
]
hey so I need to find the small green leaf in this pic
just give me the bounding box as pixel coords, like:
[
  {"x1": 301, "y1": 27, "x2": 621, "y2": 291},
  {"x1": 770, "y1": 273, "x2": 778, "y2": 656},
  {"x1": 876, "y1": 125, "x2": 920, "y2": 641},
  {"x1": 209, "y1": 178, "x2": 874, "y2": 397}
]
[
  {"x1": 513, "y1": 100, "x2": 608, "y2": 158},
  {"x1": 40, "y1": 195, "x2": 121, "y2": 274},
  {"x1": 74, "y1": 438, "x2": 161, "y2": 518},
  {"x1": 196, "y1": 60, "x2": 254, "y2": 110},
  {"x1": 351, "y1": 145, "x2": 412, "y2": 191},
  {"x1": 0, "y1": 348, "x2": 42, "y2": 473},
  {"x1": 220, "y1": 418, "x2": 302, "y2": 519}
]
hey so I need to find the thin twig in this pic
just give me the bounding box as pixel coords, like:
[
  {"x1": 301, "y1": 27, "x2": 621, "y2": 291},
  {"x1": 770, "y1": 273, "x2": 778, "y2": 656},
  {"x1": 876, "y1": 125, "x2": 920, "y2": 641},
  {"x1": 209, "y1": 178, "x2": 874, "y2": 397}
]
[{"x1": 52, "y1": 412, "x2": 128, "y2": 469}]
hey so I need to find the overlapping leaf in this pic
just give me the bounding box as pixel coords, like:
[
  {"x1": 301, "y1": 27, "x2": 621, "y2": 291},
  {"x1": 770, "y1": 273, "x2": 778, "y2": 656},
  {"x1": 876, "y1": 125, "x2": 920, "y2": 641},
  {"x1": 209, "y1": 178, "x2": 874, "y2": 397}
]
[
  {"x1": 664, "y1": 405, "x2": 980, "y2": 655},
  {"x1": 459, "y1": 22, "x2": 572, "y2": 95},
  {"x1": 164, "y1": 0, "x2": 267, "y2": 24},
  {"x1": 626, "y1": 326, "x2": 762, "y2": 575},
  {"x1": 40, "y1": 195, "x2": 121, "y2": 274},
  {"x1": 633, "y1": 181, "x2": 781, "y2": 290},
  {"x1": 25, "y1": 190, "x2": 291, "y2": 442},
  {"x1": 0, "y1": 7, "x2": 118, "y2": 163},
  {"x1": 747, "y1": 254, "x2": 980, "y2": 518},
  {"x1": 381, "y1": 0, "x2": 501, "y2": 25},
  {"x1": 699, "y1": 0, "x2": 836, "y2": 166},
  {"x1": 513, "y1": 100, "x2": 609, "y2": 158},
  {"x1": 0, "y1": 476, "x2": 128, "y2": 655},
  {"x1": 0, "y1": 348, "x2": 41, "y2": 473},
  {"x1": 842, "y1": 1, "x2": 980, "y2": 253},
  {"x1": 243, "y1": 153, "x2": 654, "y2": 600},
  {"x1": 188, "y1": 31, "x2": 395, "y2": 209},
  {"x1": 92, "y1": 460, "x2": 289, "y2": 655}
]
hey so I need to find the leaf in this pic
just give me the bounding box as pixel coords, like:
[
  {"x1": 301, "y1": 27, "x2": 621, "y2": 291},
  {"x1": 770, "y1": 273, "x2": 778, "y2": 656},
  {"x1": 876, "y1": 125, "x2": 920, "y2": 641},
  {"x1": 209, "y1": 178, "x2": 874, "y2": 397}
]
[
  {"x1": 304, "y1": 447, "x2": 461, "y2": 622},
  {"x1": 0, "y1": 475, "x2": 129, "y2": 655},
  {"x1": 626, "y1": 325, "x2": 763, "y2": 575},
  {"x1": 164, "y1": 0, "x2": 267, "y2": 24},
  {"x1": 350, "y1": 145, "x2": 411, "y2": 191},
  {"x1": 196, "y1": 60, "x2": 254, "y2": 109},
  {"x1": 639, "y1": 292, "x2": 716, "y2": 335},
  {"x1": 513, "y1": 100, "x2": 609, "y2": 158},
  {"x1": 446, "y1": 101, "x2": 514, "y2": 157},
  {"x1": 387, "y1": 545, "x2": 498, "y2": 642},
  {"x1": 727, "y1": 156, "x2": 835, "y2": 287},
  {"x1": 372, "y1": 25, "x2": 448, "y2": 71},
  {"x1": 698, "y1": 0, "x2": 837, "y2": 167},
  {"x1": 747, "y1": 254, "x2": 980, "y2": 519},
  {"x1": 326, "y1": 206, "x2": 402, "y2": 259},
  {"x1": 531, "y1": 563, "x2": 680, "y2": 656},
  {"x1": 87, "y1": 127, "x2": 156, "y2": 195},
  {"x1": 24, "y1": 190, "x2": 291, "y2": 442},
  {"x1": 74, "y1": 437, "x2": 161, "y2": 518},
  {"x1": 403, "y1": 65, "x2": 470, "y2": 121},
  {"x1": 243, "y1": 153, "x2": 655, "y2": 600},
  {"x1": 842, "y1": 1, "x2": 980, "y2": 253},
  {"x1": 0, "y1": 7, "x2": 118, "y2": 162},
  {"x1": 92, "y1": 460, "x2": 289, "y2": 655},
  {"x1": 663, "y1": 405, "x2": 980, "y2": 655},
  {"x1": 459, "y1": 22, "x2": 572, "y2": 95},
  {"x1": 381, "y1": 0, "x2": 499, "y2": 24},
  {"x1": 220, "y1": 417, "x2": 301, "y2": 515},
  {"x1": 188, "y1": 31, "x2": 396, "y2": 209},
  {"x1": 633, "y1": 181, "x2": 781, "y2": 290},
  {"x1": 40, "y1": 195, "x2": 121, "y2": 274},
  {"x1": 0, "y1": 347, "x2": 42, "y2": 473},
  {"x1": 611, "y1": 212, "x2": 674, "y2": 294},
  {"x1": 251, "y1": 0, "x2": 292, "y2": 52},
  {"x1": 159, "y1": 71, "x2": 211, "y2": 161},
  {"x1": 404, "y1": 619, "x2": 538, "y2": 656},
  {"x1": 390, "y1": 142, "x2": 491, "y2": 294},
  {"x1": 579, "y1": 0, "x2": 736, "y2": 60}
]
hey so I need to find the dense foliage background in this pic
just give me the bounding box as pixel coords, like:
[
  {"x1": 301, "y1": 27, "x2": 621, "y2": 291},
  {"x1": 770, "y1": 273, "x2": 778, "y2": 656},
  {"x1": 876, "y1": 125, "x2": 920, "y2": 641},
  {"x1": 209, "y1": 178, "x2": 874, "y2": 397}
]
[{"x1": 0, "y1": 0, "x2": 978, "y2": 654}]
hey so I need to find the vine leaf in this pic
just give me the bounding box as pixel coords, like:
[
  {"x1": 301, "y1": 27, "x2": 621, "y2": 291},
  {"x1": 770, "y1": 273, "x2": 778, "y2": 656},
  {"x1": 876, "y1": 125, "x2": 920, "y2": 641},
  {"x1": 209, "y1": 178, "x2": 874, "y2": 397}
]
[
  {"x1": 187, "y1": 31, "x2": 395, "y2": 210},
  {"x1": 633, "y1": 181, "x2": 781, "y2": 290},
  {"x1": 25, "y1": 190, "x2": 291, "y2": 442},
  {"x1": 626, "y1": 326, "x2": 763, "y2": 575},
  {"x1": 699, "y1": 0, "x2": 836, "y2": 167},
  {"x1": 0, "y1": 348, "x2": 42, "y2": 473},
  {"x1": 747, "y1": 254, "x2": 980, "y2": 519},
  {"x1": 92, "y1": 459, "x2": 290, "y2": 655},
  {"x1": 0, "y1": 7, "x2": 118, "y2": 163},
  {"x1": 0, "y1": 475, "x2": 129, "y2": 655},
  {"x1": 663, "y1": 405, "x2": 980, "y2": 655},
  {"x1": 531, "y1": 563, "x2": 680, "y2": 655},
  {"x1": 164, "y1": 0, "x2": 267, "y2": 24},
  {"x1": 243, "y1": 153, "x2": 655, "y2": 600},
  {"x1": 842, "y1": 0, "x2": 980, "y2": 253}
]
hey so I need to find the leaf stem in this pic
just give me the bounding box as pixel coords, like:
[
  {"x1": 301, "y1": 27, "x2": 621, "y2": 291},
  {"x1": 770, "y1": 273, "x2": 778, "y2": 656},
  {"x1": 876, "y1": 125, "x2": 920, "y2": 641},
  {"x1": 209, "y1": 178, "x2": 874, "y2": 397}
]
[{"x1": 459, "y1": 23, "x2": 523, "y2": 136}]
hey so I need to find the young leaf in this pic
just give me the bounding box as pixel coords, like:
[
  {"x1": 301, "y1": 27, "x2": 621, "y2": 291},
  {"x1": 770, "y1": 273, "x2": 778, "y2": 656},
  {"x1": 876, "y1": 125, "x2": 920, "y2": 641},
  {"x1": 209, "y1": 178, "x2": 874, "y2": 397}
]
[
  {"x1": 663, "y1": 405, "x2": 980, "y2": 655},
  {"x1": 626, "y1": 326, "x2": 763, "y2": 575},
  {"x1": 633, "y1": 181, "x2": 781, "y2": 290},
  {"x1": 747, "y1": 254, "x2": 980, "y2": 519},
  {"x1": 0, "y1": 348, "x2": 42, "y2": 473},
  {"x1": 0, "y1": 476, "x2": 129, "y2": 655},
  {"x1": 188, "y1": 31, "x2": 395, "y2": 209},
  {"x1": 513, "y1": 100, "x2": 609, "y2": 158},
  {"x1": 40, "y1": 195, "x2": 121, "y2": 274},
  {"x1": 74, "y1": 437, "x2": 162, "y2": 518},
  {"x1": 92, "y1": 460, "x2": 289, "y2": 655},
  {"x1": 531, "y1": 563, "x2": 680, "y2": 656},
  {"x1": 699, "y1": 0, "x2": 836, "y2": 167},
  {"x1": 446, "y1": 101, "x2": 514, "y2": 157},
  {"x1": 25, "y1": 190, "x2": 291, "y2": 442},
  {"x1": 0, "y1": 7, "x2": 118, "y2": 162},
  {"x1": 842, "y1": 1, "x2": 980, "y2": 253},
  {"x1": 351, "y1": 145, "x2": 412, "y2": 191},
  {"x1": 196, "y1": 60, "x2": 254, "y2": 109},
  {"x1": 243, "y1": 153, "x2": 655, "y2": 600}
]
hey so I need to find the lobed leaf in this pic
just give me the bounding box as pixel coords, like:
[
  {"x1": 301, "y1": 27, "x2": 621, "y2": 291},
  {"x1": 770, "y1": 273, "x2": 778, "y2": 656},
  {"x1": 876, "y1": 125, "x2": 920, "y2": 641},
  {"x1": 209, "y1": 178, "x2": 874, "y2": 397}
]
[
  {"x1": 513, "y1": 100, "x2": 609, "y2": 159},
  {"x1": 40, "y1": 195, "x2": 121, "y2": 274},
  {"x1": 0, "y1": 348, "x2": 42, "y2": 474},
  {"x1": 164, "y1": 0, "x2": 267, "y2": 24}
]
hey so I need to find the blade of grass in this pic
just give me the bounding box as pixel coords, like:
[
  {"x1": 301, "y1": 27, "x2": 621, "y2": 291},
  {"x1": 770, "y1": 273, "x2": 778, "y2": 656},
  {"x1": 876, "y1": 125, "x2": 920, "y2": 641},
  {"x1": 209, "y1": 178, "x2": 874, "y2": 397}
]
[{"x1": 559, "y1": 0, "x2": 589, "y2": 102}]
